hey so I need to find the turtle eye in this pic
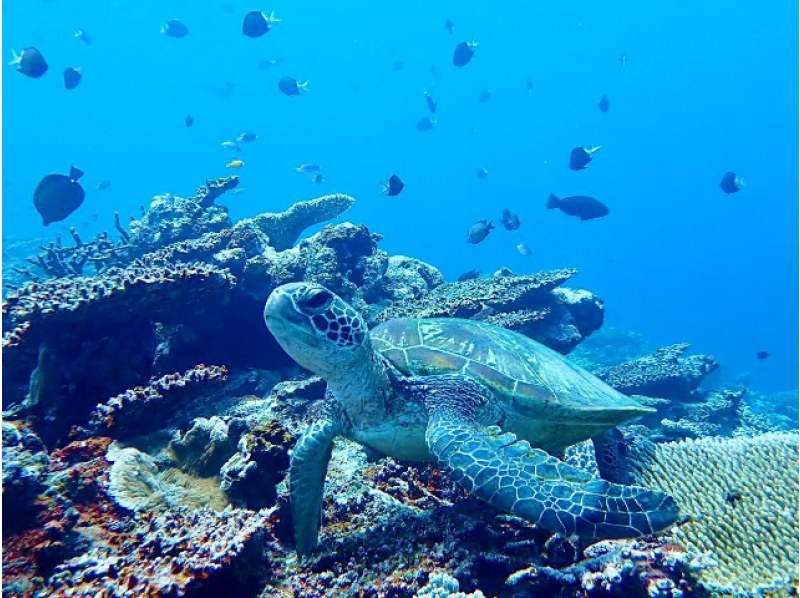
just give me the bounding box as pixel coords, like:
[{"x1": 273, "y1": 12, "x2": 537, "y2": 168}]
[{"x1": 302, "y1": 289, "x2": 333, "y2": 311}]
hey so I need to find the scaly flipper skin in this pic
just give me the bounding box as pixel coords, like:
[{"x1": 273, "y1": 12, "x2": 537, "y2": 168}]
[
  {"x1": 290, "y1": 402, "x2": 343, "y2": 555},
  {"x1": 421, "y1": 377, "x2": 679, "y2": 539}
]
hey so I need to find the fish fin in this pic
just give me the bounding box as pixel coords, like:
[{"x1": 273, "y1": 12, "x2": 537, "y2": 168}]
[
  {"x1": 546, "y1": 194, "x2": 560, "y2": 209},
  {"x1": 69, "y1": 166, "x2": 85, "y2": 181}
]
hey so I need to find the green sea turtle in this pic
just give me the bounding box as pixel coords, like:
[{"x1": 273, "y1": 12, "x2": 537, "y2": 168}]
[{"x1": 264, "y1": 283, "x2": 679, "y2": 555}]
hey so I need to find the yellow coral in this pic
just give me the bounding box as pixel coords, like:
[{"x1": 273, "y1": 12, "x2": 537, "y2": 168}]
[{"x1": 629, "y1": 432, "x2": 799, "y2": 595}]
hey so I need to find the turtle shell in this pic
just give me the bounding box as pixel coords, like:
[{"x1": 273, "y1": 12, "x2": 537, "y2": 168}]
[{"x1": 371, "y1": 318, "x2": 652, "y2": 450}]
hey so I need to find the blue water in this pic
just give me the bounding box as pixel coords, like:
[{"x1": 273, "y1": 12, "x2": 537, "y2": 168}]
[{"x1": 3, "y1": 0, "x2": 797, "y2": 392}]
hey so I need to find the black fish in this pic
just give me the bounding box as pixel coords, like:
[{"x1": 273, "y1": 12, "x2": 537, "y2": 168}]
[
  {"x1": 63, "y1": 67, "x2": 82, "y2": 90},
  {"x1": 416, "y1": 116, "x2": 436, "y2": 131},
  {"x1": 453, "y1": 40, "x2": 477, "y2": 67},
  {"x1": 382, "y1": 174, "x2": 404, "y2": 196},
  {"x1": 599, "y1": 94, "x2": 610, "y2": 113},
  {"x1": 242, "y1": 9, "x2": 279, "y2": 38},
  {"x1": 720, "y1": 171, "x2": 744, "y2": 194},
  {"x1": 10, "y1": 47, "x2": 48, "y2": 78},
  {"x1": 457, "y1": 269, "x2": 481, "y2": 282},
  {"x1": 569, "y1": 146, "x2": 601, "y2": 171},
  {"x1": 547, "y1": 194, "x2": 609, "y2": 221},
  {"x1": 478, "y1": 89, "x2": 492, "y2": 103},
  {"x1": 445, "y1": 19, "x2": 455, "y2": 34},
  {"x1": 162, "y1": 19, "x2": 189, "y2": 38},
  {"x1": 33, "y1": 166, "x2": 86, "y2": 226},
  {"x1": 501, "y1": 208, "x2": 520, "y2": 230},
  {"x1": 423, "y1": 89, "x2": 437, "y2": 113},
  {"x1": 467, "y1": 220, "x2": 494, "y2": 244},
  {"x1": 756, "y1": 351, "x2": 770, "y2": 360},
  {"x1": 185, "y1": 114, "x2": 194, "y2": 127},
  {"x1": 279, "y1": 76, "x2": 308, "y2": 96}
]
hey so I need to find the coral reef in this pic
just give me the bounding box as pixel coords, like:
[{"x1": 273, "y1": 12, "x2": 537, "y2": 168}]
[
  {"x1": 594, "y1": 343, "x2": 718, "y2": 399},
  {"x1": 169, "y1": 415, "x2": 246, "y2": 476},
  {"x1": 627, "y1": 432, "x2": 799, "y2": 595}
]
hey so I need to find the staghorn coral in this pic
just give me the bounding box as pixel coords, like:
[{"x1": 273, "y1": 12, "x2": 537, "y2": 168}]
[
  {"x1": 594, "y1": 343, "x2": 718, "y2": 399},
  {"x1": 86, "y1": 365, "x2": 229, "y2": 438},
  {"x1": 248, "y1": 193, "x2": 355, "y2": 250},
  {"x1": 628, "y1": 432, "x2": 799, "y2": 595},
  {"x1": 46, "y1": 507, "x2": 273, "y2": 596}
]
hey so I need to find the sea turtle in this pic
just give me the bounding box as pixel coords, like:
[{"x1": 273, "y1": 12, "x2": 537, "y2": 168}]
[{"x1": 264, "y1": 283, "x2": 679, "y2": 555}]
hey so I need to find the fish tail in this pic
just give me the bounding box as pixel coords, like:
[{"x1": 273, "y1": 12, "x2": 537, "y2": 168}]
[
  {"x1": 547, "y1": 194, "x2": 560, "y2": 209},
  {"x1": 69, "y1": 166, "x2": 85, "y2": 181},
  {"x1": 267, "y1": 9, "x2": 281, "y2": 24},
  {"x1": 298, "y1": 80, "x2": 309, "y2": 91},
  {"x1": 8, "y1": 49, "x2": 20, "y2": 66}
]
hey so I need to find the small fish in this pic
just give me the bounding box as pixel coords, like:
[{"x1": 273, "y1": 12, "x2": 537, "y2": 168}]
[
  {"x1": 237, "y1": 131, "x2": 258, "y2": 143},
  {"x1": 416, "y1": 116, "x2": 436, "y2": 131},
  {"x1": 547, "y1": 193, "x2": 609, "y2": 221},
  {"x1": 445, "y1": 19, "x2": 455, "y2": 34},
  {"x1": 720, "y1": 172, "x2": 744, "y2": 194},
  {"x1": 220, "y1": 141, "x2": 240, "y2": 152},
  {"x1": 423, "y1": 89, "x2": 437, "y2": 113},
  {"x1": 185, "y1": 114, "x2": 194, "y2": 127},
  {"x1": 619, "y1": 52, "x2": 627, "y2": 68},
  {"x1": 74, "y1": 29, "x2": 92, "y2": 45},
  {"x1": 95, "y1": 180, "x2": 112, "y2": 192},
  {"x1": 516, "y1": 243, "x2": 532, "y2": 256},
  {"x1": 756, "y1": 351, "x2": 770, "y2": 360},
  {"x1": 279, "y1": 76, "x2": 308, "y2": 96},
  {"x1": 226, "y1": 159, "x2": 245, "y2": 169},
  {"x1": 478, "y1": 89, "x2": 492, "y2": 103},
  {"x1": 598, "y1": 94, "x2": 610, "y2": 113},
  {"x1": 525, "y1": 76, "x2": 534, "y2": 97},
  {"x1": 63, "y1": 67, "x2": 82, "y2": 90},
  {"x1": 296, "y1": 163, "x2": 321, "y2": 174},
  {"x1": 242, "y1": 9, "x2": 280, "y2": 38},
  {"x1": 393, "y1": 59, "x2": 405, "y2": 72},
  {"x1": 569, "y1": 146, "x2": 601, "y2": 171},
  {"x1": 9, "y1": 47, "x2": 48, "y2": 78},
  {"x1": 476, "y1": 167, "x2": 489, "y2": 179},
  {"x1": 162, "y1": 19, "x2": 189, "y2": 38},
  {"x1": 382, "y1": 174, "x2": 405, "y2": 197},
  {"x1": 33, "y1": 166, "x2": 85, "y2": 226},
  {"x1": 457, "y1": 269, "x2": 481, "y2": 282},
  {"x1": 501, "y1": 208, "x2": 521, "y2": 230},
  {"x1": 453, "y1": 40, "x2": 478, "y2": 67},
  {"x1": 311, "y1": 173, "x2": 324, "y2": 184},
  {"x1": 258, "y1": 58, "x2": 281, "y2": 71},
  {"x1": 467, "y1": 220, "x2": 495, "y2": 244}
]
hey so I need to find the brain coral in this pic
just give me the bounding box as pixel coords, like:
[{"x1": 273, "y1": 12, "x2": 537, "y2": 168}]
[{"x1": 628, "y1": 432, "x2": 799, "y2": 595}]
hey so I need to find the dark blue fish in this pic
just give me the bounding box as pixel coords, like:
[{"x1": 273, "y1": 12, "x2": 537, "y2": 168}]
[
  {"x1": 242, "y1": 9, "x2": 280, "y2": 38},
  {"x1": 547, "y1": 193, "x2": 609, "y2": 221},
  {"x1": 599, "y1": 94, "x2": 610, "y2": 113},
  {"x1": 457, "y1": 269, "x2": 481, "y2": 282},
  {"x1": 9, "y1": 47, "x2": 48, "y2": 78},
  {"x1": 569, "y1": 146, "x2": 601, "y2": 171},
  {"x1": 63, "y1": 67, "x2": 82, "y2": 90},
  {"x1": 453, "y1": 40, "x2": 477, "y2": 67},
  {"x1": 476, "y1": 167, "x2": 489, "y2": 179},
  {"x1": 720, "y1": 171, "x2": 744, "y2": 194},
  {"x1": 478, "y1": 89, "x2": 492, "y2": 103},
  {"x1": 311, "y1": 173, "x2": 324, "y2": 184},
  {"x1": 423, "y1": 89, "x2": 437, "y2": 113},
  {"x1": 382, "y1": 174, "x2": 405, "y2": 196},
  {"x1": 33, "y1": 166, "x2": 85, "y2": 226},
  {"x1": 162, "y1": 19, "x2": 189, "y2": 38},
  {"x1": 393, "y1": 60, "x2": 405, "y2": 72},
  {"x1": 416, "y1": 116, "x2": 436, "y2": 131},
  {"x1": 756, "y1": 351, "x2": 770, "y2": 360},
  {"x1": 467, "y1": 220, "x2": 494, "y2": 244},
  {"x1": 445, "y1": 19, "x2": 455, "y2": 34},
  {"x1": 185, "y1": 114, "x2": 194, "y2": 127},
  {"x1": 279, "y1": 76, "x2": 308, "y2": 96}
]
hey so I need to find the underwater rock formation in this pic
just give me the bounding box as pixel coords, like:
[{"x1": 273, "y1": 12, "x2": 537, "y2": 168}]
[
  {"x1": 169, "y1": 415, "x2": 247, "y2": 476},
  {"x1": 594, "y1": 343, "x2": 718, "y2": 399}
]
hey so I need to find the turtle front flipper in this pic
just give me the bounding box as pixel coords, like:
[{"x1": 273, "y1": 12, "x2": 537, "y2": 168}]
[
  {"x1": 290, "y1": 403, "x2": 343, "y2": 555},
  {"x1": 421, "y1": 380, "x2": 678, "y2": 539}
]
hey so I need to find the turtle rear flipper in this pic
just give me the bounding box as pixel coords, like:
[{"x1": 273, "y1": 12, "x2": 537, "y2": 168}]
[
  {"x1": 426, "y1": 410, "x2": 678, "y2": 539},
  {"x1": 290, "y1": 405, "x2": 343, "y2": 555}
]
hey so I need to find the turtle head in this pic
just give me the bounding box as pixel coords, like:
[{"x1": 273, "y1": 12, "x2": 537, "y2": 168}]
[{"x1": 264, "y1": 283, "x2": 368, "y2": 378}]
